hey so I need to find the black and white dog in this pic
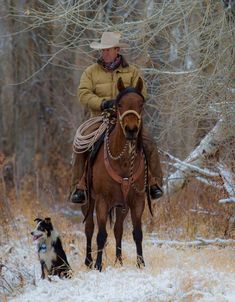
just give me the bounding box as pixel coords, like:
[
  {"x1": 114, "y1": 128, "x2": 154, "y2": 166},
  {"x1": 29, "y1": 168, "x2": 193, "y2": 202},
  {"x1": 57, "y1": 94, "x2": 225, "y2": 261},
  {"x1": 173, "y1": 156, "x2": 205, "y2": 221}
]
[{"x1": 31, "y1": 217, "x2": 71, "y2": 279}]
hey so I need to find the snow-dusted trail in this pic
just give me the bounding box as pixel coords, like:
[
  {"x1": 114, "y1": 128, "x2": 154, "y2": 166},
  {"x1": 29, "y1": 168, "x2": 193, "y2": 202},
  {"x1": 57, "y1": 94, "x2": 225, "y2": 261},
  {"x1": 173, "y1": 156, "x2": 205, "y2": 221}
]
[
  {"x1": 2, "y1": 230, "x2": 235, "y2": 302},
  {"x1": 9, "y1": 265, "x2": 235, "y2": 302}
]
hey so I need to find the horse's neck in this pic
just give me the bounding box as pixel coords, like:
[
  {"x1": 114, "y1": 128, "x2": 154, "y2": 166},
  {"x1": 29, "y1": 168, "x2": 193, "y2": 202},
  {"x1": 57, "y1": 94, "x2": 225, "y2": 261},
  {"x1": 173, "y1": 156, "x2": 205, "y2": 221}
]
[
  {"x1": 107, "y1": 124, "x2": 142, "y2": 177},
  {"x1": 109, "y1": 124, "x2": 131, "y2": 159}
]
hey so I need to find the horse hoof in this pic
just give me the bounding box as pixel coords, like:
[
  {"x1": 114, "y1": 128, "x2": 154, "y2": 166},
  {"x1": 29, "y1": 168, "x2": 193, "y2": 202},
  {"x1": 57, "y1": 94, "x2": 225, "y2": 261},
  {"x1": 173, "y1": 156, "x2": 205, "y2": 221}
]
[
  {"x1": 137, "y1": 256, "x2": 145, "y2": 268},
  {"x1": 94, "y1": 262, "x2": 102, "y2": 272},
  {"x1": 137, "y1": 262, "x2": 145, "y2": 268},
  {"x1": 85, "y1": 258, "x2": 93, "y2": 269},
  {"x1": 115, "y1": 256, "x2": 123, "y2": 266}
]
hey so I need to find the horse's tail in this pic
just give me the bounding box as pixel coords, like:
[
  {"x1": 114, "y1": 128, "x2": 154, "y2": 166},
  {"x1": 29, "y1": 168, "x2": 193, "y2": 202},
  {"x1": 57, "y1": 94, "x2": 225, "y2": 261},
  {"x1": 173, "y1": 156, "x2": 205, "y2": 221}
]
[
  {"x1": 83, "y1": 159, "x2": 92, "y2": 223},
  {"x1": 108, "y1": 207, "x2": 114, "y2": 227},
  {"x1": 146, "y1": 184, "x2": 153, "y2": 216}
]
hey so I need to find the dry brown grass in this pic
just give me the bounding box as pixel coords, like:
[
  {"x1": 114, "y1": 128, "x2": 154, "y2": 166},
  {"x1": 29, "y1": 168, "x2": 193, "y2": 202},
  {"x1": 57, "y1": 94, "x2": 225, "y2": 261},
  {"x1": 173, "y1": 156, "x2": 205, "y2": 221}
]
[
  {"x1": 67, "y1": 231, "x2": 235, "y2": 274},
  {"x1": 1, "y1": 174, "x2": 235, "y2": 245},
  {"x1": 1, "y1": 177, "x2": 235, "y2": 301},
  {"x1": 1, "y1": 170, "x2": 235, "y2": 278},
  {"x1": 144, "y1": 179, "x2": 235, "y2": 240}
]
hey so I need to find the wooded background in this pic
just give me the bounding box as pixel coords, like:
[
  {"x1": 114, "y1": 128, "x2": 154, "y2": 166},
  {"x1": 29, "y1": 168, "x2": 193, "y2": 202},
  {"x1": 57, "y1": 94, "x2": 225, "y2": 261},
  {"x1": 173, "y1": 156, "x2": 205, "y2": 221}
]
[{"x1": 0, "y1": 0, "x2": 234, "y2": 237}]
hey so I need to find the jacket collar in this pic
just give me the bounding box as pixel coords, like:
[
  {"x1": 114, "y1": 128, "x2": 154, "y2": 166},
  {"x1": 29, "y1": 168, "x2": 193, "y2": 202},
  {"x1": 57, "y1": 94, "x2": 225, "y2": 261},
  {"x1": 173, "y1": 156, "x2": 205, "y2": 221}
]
[
  {"x1": 120, "y1": 56, "x2": 129, "y2": 68},
  {"x1": 97, "y1": 55, "x2": 129, "y2": 70}
]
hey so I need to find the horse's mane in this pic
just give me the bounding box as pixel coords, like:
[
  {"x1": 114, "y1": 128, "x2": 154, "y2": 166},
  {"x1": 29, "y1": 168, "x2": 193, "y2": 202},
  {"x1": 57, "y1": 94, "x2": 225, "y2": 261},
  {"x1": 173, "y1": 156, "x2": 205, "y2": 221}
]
[{"x1": 115, "y1": 87, "x2": 145, "y2": 107}]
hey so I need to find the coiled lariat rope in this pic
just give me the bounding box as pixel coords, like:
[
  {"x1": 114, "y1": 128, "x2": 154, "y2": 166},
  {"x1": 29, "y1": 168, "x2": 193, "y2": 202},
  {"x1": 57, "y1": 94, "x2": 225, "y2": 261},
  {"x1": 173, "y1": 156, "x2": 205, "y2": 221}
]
[{"x1": 73, "y1": 116, "x2": 109, "y2": 153}]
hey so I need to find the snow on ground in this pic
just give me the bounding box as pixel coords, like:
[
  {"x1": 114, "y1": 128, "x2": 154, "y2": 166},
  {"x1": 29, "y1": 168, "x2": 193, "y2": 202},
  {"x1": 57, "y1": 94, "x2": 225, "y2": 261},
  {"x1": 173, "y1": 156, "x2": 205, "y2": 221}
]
[
  {"x1": 8, "y1": 266, "x2": 235, "y2": 302},
  {"x1": 1, "y1": 217, "x2": 235, "y2": 302}
]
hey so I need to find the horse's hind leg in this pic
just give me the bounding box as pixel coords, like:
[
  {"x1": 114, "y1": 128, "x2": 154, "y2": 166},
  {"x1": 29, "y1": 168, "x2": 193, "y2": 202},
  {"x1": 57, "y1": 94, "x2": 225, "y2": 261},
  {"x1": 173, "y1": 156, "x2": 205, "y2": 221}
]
[
  {"x1": 82, "y1": 201, "x2": 94, "y2": 268},
  {"x1": 95, "y1": 201, "x2": 108, "y2": 272},
  {"x1": 130, "y1": 200, "x2": 145, "y2": 268},
  {"x1": 114, "y1": 207, "x2": 128, "y2": 266}
]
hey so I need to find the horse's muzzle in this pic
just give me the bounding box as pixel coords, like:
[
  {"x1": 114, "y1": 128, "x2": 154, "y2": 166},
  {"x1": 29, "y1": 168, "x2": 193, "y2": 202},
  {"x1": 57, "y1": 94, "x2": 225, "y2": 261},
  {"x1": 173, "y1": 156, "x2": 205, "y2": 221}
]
[{"x1": 124, "y1": 125, "x2": 139, "y2": 140}]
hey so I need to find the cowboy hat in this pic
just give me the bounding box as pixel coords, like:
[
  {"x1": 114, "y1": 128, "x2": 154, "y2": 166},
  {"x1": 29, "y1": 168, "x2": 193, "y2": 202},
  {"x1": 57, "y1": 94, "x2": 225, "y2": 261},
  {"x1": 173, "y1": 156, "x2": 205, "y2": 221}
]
[{"x1": 90, "y1": 32, "x2": 129, "y2": 49}]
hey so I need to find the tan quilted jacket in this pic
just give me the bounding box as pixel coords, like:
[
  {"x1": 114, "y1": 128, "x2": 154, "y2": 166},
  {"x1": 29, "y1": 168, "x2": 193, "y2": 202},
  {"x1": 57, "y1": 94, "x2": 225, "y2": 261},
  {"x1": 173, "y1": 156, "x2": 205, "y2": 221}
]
[{"x1": 77, "y1": 57, "x2": 147, "y2": 117}]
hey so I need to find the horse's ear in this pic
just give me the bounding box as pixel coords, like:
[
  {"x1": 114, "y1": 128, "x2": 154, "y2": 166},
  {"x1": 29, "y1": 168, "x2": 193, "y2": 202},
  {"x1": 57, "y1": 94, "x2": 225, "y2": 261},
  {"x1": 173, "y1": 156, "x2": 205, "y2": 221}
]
[
  {"x1": 135, "y1": 77, "x2": 143, "y2": 94},
  {"x1": 117, "y1": 77, "x2": 125, "y2": 92}
]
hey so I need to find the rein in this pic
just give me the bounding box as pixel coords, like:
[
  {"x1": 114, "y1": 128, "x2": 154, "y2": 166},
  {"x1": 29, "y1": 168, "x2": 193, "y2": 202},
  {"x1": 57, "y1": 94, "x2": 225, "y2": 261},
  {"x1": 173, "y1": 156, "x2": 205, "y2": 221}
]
[{"x1": 129, "y1": 144, "x2": 147, "y2": 194}]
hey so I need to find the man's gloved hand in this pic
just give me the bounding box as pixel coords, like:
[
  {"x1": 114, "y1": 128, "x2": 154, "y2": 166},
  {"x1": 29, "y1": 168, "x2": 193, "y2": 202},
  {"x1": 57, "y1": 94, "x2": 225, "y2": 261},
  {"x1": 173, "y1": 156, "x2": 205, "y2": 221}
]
[{"x1": 100, "y1": 99, "x2": 115, "y2": 111}]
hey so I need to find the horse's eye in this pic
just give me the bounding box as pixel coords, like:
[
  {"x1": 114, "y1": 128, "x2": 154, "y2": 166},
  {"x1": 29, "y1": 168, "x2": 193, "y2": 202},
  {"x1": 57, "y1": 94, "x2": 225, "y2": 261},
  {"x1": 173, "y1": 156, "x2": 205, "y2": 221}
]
[{"x1": 118, "y1": 103, "x2": 122, "y2": 108}]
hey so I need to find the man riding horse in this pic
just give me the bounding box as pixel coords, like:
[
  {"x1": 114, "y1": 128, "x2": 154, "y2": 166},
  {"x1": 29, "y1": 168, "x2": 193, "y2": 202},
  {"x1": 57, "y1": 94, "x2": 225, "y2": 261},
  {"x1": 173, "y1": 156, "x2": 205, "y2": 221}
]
[{"x1": 70, "y1": 32, "x2": 163, "y2": 204}]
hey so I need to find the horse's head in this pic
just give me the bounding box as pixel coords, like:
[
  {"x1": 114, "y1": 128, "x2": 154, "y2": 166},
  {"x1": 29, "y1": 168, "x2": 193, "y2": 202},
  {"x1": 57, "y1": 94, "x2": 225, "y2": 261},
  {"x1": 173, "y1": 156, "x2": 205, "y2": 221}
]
[{"x1": 116, "y1": 77, "x2": 145, "y2": 141}]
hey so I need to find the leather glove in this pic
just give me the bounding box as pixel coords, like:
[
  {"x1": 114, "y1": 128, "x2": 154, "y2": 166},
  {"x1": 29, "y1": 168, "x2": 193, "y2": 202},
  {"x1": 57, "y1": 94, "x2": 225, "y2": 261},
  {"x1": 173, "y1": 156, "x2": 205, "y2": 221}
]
[{"x1": 100, "y1": 99, "x2": 115, "y2": 111}]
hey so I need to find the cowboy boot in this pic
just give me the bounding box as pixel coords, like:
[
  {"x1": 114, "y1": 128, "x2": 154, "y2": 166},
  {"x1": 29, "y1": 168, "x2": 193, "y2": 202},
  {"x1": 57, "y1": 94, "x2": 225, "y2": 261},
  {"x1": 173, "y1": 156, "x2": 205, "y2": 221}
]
[
  {"x1": 142, "y1": 129, "x2": 163, "y2": 199},
  {"x1": 150, "y1": 185, "x2": 163, "y2": 199},
  {"x1": 71, "y1": 188, "x2": 85, "y2": 204},
  {"x1": 70, "y1": 152, "x2": 87, "y2": 204}
]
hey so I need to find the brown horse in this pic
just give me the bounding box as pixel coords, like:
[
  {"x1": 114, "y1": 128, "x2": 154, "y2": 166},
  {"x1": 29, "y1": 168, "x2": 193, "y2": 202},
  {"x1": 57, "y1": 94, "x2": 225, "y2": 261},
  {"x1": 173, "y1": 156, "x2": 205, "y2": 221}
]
[{"x1": 82, "y1": 77, "x2": 149, "y2": 271}]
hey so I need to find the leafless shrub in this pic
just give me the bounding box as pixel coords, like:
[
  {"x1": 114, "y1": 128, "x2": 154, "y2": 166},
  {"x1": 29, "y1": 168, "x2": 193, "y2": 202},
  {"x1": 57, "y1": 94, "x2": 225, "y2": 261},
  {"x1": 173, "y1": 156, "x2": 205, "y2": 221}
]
[{"x1": 0, "y1": 0, "x2": 234, "y2": 234}]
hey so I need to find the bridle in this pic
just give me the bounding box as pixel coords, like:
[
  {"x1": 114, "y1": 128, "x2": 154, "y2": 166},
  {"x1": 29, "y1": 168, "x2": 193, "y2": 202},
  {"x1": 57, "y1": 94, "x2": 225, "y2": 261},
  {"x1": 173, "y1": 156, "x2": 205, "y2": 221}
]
[
  {"x1": 115, "y1": 87, "x2": 144, "y2": 135},
  {"x1": 118, "y1": 110, "x2": 141, "y2": 134}
]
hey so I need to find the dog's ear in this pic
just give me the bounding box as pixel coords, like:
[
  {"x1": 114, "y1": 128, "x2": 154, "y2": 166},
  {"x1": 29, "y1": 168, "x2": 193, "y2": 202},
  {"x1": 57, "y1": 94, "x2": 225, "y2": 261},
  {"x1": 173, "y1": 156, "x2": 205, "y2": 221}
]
[
  {"x1": 45, "y1": 217, "x2": 53, "y2": 233},
  {"x1": 44, "y1": 217, "x2": 51, "y2": 224},
  {"x1": 34, "y1": 218, "x2": 42, "y2": 223}
]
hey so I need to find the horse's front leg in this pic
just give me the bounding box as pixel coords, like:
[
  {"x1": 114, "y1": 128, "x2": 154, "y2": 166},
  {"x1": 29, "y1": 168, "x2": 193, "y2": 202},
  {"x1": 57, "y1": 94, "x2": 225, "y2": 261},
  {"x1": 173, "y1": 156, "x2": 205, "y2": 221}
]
[
  {"x1": 130, "y1": 198, "x2": 145, "y2": 268},
  {"x1": 95, "y1": 199, "x2": 108, "y2": 272},
  {"x1": 114, "y1": 207, "x2": 128, "y2": 266},
  {"x1": 82, "y1": 201, "x2": 95, "y2": 268}
]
